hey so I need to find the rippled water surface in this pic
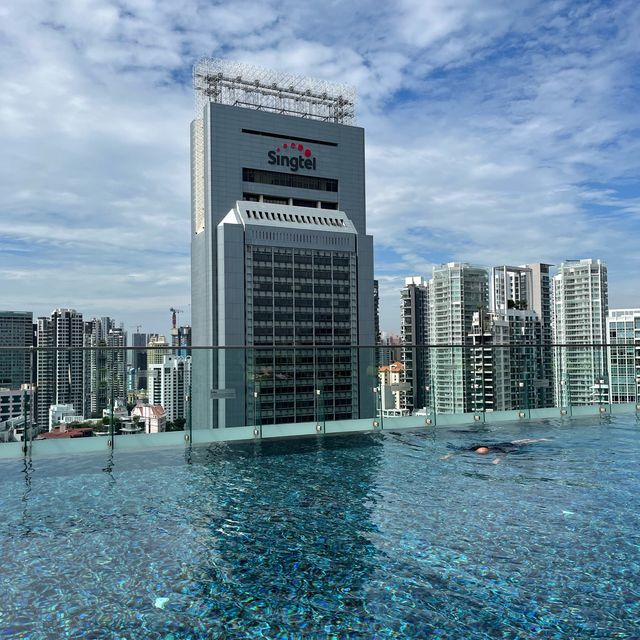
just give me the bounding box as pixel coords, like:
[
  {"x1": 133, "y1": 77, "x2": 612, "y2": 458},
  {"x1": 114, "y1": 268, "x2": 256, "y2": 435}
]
[{"x1": 1, "y1": 416, "x2": 639, "y2": 639}]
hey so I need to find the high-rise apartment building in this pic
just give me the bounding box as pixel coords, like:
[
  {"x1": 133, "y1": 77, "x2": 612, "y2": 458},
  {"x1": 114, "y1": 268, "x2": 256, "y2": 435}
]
[
  {"x1": 147, "y1": 335, "x2": 170, "y2": 366},
  {"x1": 0, "y1": 311, "x2": 33, "y2": 387},
  {"x1": 36, "y1": 309, "x2": 84, "y2": 430},
  {"x1": 429, "y1": 263, "x2": 489, "y2": 413},
  {"x1": 552, "y1": 259, "x2": 608, "y2": 405},
  {"x1": 490, "y1": 264, "x2": 554, "y2": 409},
  {"x1": 400, "y1": 277, "x2": 429, "y2": 412},
  {"x1": 176, "y1": 325, "x2": 192, "y2": 357},
  {"x1": 529, "y1": 263, "x2": 553, "y2": 338},
  {"x1": 83, "y1": 318, "x2": 126, "y2": 417},
  {"x1": 130, "y1": 332, "x2": 148, "y2": 391},
  {"x1": 607, "y1": 309, "x2": 640, "y2": 403},
  {"x1": 491, "y1": 265, "x2": 533, "y2": 313},
  {"x1": 469, "y1": 310, "x2": 509, "y2": 412},
  {"x1": 106, "y1": 326, "x2": 126, "y2": 408},
  {"x1": 190, "y1": 59, "x2": 375, "y2": 428},
  {"x1": 373, "y1": 279, "x2": 381, "y2": 345},
  {"x1": 148, "y1": 355, "x2": 192, "y2": 423}
]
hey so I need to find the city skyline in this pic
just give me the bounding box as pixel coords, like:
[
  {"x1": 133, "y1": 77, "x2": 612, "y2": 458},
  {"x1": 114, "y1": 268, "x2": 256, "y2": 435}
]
[
  {"x1": 0, "y1": 255, "x2": 632, "y2": 340},
  {"x1": 2, "y1": 1, "x2": 640, "y2": 334}
]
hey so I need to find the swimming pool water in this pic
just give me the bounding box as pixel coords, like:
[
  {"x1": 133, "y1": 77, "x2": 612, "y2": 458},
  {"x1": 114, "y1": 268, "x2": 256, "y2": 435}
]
[{"x1": 1, "y1": 416, "x2": 639, "y2": 638}]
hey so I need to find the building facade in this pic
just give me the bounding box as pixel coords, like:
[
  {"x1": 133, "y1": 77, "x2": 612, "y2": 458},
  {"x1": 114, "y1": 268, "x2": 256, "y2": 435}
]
[
  {"x1": 0, "y1": 385, "x2": 34, "y2": 429},
  {"x1": 190, "y1": 59, "x2": 375, "y2": 428},
  {"x1": 400, "y1": 277, "x2": 429, "y2": 412},
  {"x1": 428, "y1": 263, "x2": 489, "y2": 414},
  {"x1": 148, "y1": 355, "x2": 192, "y2": 423},
  {"x1": 0, "y1": 311, "x2": 33, "y2": 388},
  {"x1": 552, "y1": 259, "x2": 608, "y2": 405},
  {"x1": 129, "y1": 332, "x2": 148, "y2": 391},
  {"x1": 378, "y1": 361, "x2": 410, "y2": 417},
  {"x1": 490, "y1": 265, "x2": 554, "y2": 409},
  {"x1": 147, "y1": 335, "x2": 170, "y2": 366},
  {"x1": 469, "y1": 310, "x2": 510, "y2": 412},
  {"x1": 378, "y1": 333, "x2": 403, "y2": 368},
  {"x1": 131, "y1": 403, "x2": 166, "y2": 434},
  {"x1": 216, "y1": 202, "x2": 362, "y2": 426},
  {"x1": 83, "y1": 317, "x2": 126, "y2": 417},
  {"x1": 607, "y1": 309, "x2": 640, "y2": 403},
  {"x1": 36, "y1": 309, "x2": 84, "y2": 430}
]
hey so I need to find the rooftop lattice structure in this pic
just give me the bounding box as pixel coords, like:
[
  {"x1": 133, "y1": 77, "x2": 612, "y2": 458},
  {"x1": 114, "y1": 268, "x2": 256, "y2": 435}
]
[{"x1": 193, "y1": 58, "x2": 356, "y2": 125}]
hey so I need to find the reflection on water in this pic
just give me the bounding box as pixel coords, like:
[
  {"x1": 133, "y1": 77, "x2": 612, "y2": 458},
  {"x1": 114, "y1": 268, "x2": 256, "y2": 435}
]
[{"x1": 0, "y1": 417, "x2": 639, "y2": 638}]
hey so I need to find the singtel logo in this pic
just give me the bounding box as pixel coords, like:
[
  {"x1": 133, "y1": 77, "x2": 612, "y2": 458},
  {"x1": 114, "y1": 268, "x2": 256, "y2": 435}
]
[{"x1": 267, "y1": 143, "x2": 316, "y2": 172}]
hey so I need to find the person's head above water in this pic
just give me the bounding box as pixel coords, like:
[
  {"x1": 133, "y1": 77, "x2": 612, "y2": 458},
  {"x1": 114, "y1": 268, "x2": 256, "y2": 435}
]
[{"x1": 474, "y1": 446, "x2": 490, "y2": 455}]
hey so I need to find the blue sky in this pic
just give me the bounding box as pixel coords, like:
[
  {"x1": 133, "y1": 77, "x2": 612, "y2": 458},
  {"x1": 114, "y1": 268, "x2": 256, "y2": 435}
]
[{"x1": 1, "y1": 0, "x2": 639, "y2": 335}]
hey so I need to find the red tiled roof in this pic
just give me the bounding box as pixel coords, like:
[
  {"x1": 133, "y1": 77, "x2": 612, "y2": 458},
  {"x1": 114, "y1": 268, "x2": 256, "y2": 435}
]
[
  {"x1": 379, "y1": 361, "x2": 404, "y2": 373},
  {"x1": 39, "y1": 428, "x2": 94, "y2": 439}
]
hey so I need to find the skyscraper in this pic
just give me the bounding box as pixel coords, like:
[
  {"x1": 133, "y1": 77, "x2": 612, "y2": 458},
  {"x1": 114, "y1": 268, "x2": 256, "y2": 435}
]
[
  {"x1": 606, "y1": 309, "x2": 640, "y2": 403},
  {"x1": 148, "y1": 355, "x2": 192, "y2": 424},
  {"x1": 552, "y1": 259, "x2": 608, "y2": 405},
  {"x1": 469, "y1": 309, "x2": 509, "y2": 412},
  {"x1": 490, "y1": 264, "x2": 553, "y2": 409},
  {"x1": 36, "y1": 309, "x2": 84, "y2": 430},
  {"x1": 130, "y1": 331, "x2": 148, "y2": 391},
  {"x1": 190, "y1": 59, "x2": 375, "y2": 428},
  {"x1": 147, "y1": 335, "x2": 170, "y2": 366},
  {"x1": 373, "y1": 279, "x2": 381, "y2": 346},
  {"x1": 83, "y1": 317, "x2": 126, "y2": 417},
  {"x1": 0, "y1": 311, "x2": 33, "y2": 388},
  {"x1": 400, "y1": 277, "x2": 429, "y2": 412},
  {"x1": 428, "y1": 263, "x2": 489, "y2": 414},
  {"x1": 177, "y1": 325, "x2": 192, "y2": 357}
]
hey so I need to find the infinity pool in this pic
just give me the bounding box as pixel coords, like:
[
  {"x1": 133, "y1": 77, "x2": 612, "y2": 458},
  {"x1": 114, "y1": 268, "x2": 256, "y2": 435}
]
[{"x1": 1, "y1": 416, "x2": 639, "y2": 638}]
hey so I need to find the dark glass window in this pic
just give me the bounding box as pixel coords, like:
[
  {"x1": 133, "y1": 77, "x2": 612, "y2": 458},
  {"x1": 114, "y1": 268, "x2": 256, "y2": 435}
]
[
  {"x1": 292, "y1": 198, "x2": 317, "y2": 208},
  {"x1": 253, "y1": 251, "x2": 272, "y2": 262},
  {"x1": 263, "y1": 196, "x2": 288, "y2": 205},
  {"x1": 243, "y1": 168, "x2": 338, "y2": 192}
]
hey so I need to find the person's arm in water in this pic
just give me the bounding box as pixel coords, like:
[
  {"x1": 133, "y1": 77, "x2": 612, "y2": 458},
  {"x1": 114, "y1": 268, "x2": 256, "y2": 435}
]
[{"x1": 511, "y1": 438, "x2": 551, "y2": 445}]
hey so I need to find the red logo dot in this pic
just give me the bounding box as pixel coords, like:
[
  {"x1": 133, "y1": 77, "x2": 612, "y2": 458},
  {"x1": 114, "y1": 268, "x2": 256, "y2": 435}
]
[
  {"x1": 304, "y1": 148, "x2": 311, "y2": 158},
  {"x1": 297, "y1": 143, "x2": 304, "y2": 151},
  {"x1": 276, "y1": 147, "x2": 280, "y2": 152},
  {"x1": 283, "y1": 144, "x2": 288, "y2": 149}
]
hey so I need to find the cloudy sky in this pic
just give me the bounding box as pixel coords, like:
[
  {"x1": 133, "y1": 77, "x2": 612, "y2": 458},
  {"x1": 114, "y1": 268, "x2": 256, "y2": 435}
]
[{"x1": 2, "y1": 0, "x2": 639, "y2": 335}]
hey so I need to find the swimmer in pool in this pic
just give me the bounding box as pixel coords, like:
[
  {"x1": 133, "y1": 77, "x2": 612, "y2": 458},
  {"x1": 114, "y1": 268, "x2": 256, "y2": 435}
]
[{"x1": 441, "y1": 438, "x2": 550, "y2": 464}]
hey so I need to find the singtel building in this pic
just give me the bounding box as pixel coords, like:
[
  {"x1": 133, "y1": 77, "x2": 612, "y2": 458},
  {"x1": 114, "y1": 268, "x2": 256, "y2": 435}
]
[{"x1": 190, "y1": 59, "x2": 375, "y2": 428}]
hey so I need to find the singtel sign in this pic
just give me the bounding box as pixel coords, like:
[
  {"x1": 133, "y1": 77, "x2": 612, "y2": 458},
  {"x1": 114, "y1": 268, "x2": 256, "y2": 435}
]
[{"x1": 267, "y1": 142, "x2": 316, "y2": 172}]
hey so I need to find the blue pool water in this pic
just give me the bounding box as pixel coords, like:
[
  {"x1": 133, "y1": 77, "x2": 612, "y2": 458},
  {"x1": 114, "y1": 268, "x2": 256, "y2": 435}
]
[{"x1": 1, "y1": 416, "x2": 639, "y2": 639}]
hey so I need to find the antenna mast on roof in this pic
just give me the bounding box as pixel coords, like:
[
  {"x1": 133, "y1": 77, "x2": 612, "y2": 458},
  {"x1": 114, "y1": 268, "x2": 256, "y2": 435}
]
[{"x1": 193, "y1": 58, "x2": 356, "y2": 124}]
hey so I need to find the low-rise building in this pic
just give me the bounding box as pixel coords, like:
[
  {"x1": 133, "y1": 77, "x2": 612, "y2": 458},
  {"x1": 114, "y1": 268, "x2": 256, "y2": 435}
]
[
  {"x1": 49, "y1": 404, "x2": 83, "y2": 431},
  {"x1": 131, "y1": 403, "x2": 166, "y2": 434},
  {"x1": 1, "y1": 385, "x2": 33, "y2": 423},
  {"x1": 38, "y1": 426, "x2": 94, "y2": 439},
  {"x1": 378, "y1": 361, "x2": 410, "y2": 417}
]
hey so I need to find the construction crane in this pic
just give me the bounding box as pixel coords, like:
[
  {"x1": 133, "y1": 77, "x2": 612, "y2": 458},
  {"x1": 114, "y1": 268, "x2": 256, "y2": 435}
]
[{"x1": 170, "y1": 308, "x2": 183, "y2": 330}]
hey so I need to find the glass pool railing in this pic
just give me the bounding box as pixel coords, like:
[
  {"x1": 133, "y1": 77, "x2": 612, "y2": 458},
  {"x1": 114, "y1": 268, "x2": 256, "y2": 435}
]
[{"x1": 0, "y1": 343, "x2": 638, "y2": 457}]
